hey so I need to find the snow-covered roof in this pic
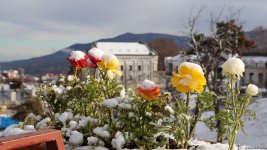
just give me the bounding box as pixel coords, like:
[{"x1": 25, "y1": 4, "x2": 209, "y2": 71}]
[
  {"x1": 93, "y1": 42, "x2": 156, "y2": 56},
  {"x1": 242, "y1": 56, "x2": 267, "y2": 62},
  {"x1": 165, "y1": 54, "x2": 198, "y2": 61}
]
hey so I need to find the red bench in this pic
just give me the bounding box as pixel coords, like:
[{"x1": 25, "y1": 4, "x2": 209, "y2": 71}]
[{"x1": 0, "y1": 129, "x2": 64, "y2": 150}]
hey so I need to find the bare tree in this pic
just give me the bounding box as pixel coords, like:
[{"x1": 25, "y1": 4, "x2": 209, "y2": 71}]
[{"x1": 186, "y1": 8, "x2": 255, "y2": 142}]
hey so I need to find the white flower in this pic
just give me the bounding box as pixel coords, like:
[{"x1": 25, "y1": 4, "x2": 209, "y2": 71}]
[
  {"x1": 69, "y1": 50, "x2": 86, "y2": 61},
  {"x1": 164, "y1": 105, "x2": 175, "y2": 114},
  {"x1": 111, "y1": 131, "x2": 125, "y2": 150},
  {"x1": 69, "y1": 131, "x2": 84, "y2": 145},
  {"x1": 246, "y1": 84, "x2": 259, "y2": 96},
  {"x1": 221, "y1": 57, "x2": 245, "y2": 78},
  {"x1": 103, "y1": 98, "x2": 119, "y2": 108}
]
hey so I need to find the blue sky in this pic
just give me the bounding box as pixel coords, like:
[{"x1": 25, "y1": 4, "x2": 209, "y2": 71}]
[{"x1": 0, "y1": 0, "x2": 267, "y2": 62}]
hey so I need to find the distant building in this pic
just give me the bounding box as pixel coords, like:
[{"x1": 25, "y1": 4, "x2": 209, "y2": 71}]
[
  {"x1": 2, "y1": 70, "x2": 19, "y2": 79},
  {"x1": 93, "y1": 42, "x2": 158, "y2": 87},
  {"x1": 242, "y1": 56, "x2": 267, "y2": 88}
]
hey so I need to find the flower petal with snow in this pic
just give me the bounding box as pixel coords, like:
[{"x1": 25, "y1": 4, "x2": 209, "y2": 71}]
[
  {"x1": 171, "y1": 62, "x2": 206, "y2": 93},
  {"x1": 221, "y1": 57, "x2": 245, "y2": 78},
  {"x1": 246, "y1": 84, "x2": 259, "y2": 96},
  {"x1": 97, "y1": 53, "x2": 122, "y2": 76},
  {"x1": 136, "y1": 79, "x2": 160, "y2": 100},
  {"x1": 68, "y1": 50, "x2": 89, "y2": 69},
  {"x1": 88, "y1": 47, "x2": 105, "y2": 68},
  {"x1": 69, "y1": 131, "x2": 84, "y2": 145}
]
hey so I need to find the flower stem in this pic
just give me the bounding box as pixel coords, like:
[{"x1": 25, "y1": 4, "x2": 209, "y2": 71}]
[
  {"x1": 184, "y1": 92, "x2": 190, "y2": 148},
  {"x1": 74, "y1": 67, "x2": 78, "y2": 77}
]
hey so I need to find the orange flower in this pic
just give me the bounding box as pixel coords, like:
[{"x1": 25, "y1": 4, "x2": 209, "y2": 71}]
[{"x1": 136, "y1": 80, "x2": 160, "y2": 101}]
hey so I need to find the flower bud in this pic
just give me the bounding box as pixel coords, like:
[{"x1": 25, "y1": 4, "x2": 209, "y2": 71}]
[{"x1": 246, "y1": 84, "x2": 258, "y2": 96}]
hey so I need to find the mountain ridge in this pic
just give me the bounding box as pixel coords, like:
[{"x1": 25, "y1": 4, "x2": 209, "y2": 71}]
[{"x1": 0, "y1": 33, "x2": 189, "y2": 75}]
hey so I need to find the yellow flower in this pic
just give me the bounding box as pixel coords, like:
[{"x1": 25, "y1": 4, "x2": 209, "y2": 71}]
[
  {"x1": 171, "y1": 62, "x2": 206, "y2": 93},
  {"x1": 97, "y1": 54, "x2": 122, "y2": 76}
]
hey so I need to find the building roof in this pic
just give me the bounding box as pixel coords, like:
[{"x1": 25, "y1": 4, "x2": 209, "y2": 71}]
[
  {"x1": 93, "y1": 42, "x2": 157, "y2": 56},
  {"x1": 165, "y1": 54, "x2": 198, "y2": 62}
]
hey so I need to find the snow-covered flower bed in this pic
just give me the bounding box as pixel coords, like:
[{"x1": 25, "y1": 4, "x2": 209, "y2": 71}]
[{"x1": 0, "y1": 50, "x2": 260, "y2": 150}]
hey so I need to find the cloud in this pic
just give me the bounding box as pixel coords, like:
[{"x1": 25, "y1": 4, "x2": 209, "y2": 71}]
[{"x1": 0, "y1": 0, "x2": 267, "y2": 61}]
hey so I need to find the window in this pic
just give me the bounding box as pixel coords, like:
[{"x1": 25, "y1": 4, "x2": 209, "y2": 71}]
[
  {"x1": 259, "y1": 73, "x2": 263, "y2": 87},
  {"x1": 249, "y1": 72, "x2": 254, "y2": 83},
  {"x1": 138, "y1": 65, "x2": 141, "y2": 71},
  {"x1": 265, "y1": 63, "x2": 267, "y2": 69},
  {"x1": 129, "y1": 75, "x2": 133, "y2": 81},
  {"x1": 168, "y1": 63, "x2": 173, "y2": 75},
  {"x1": 121, "y1": 75, "x2": 124, "y2": 81},
  {"x1": 129, "y1": 65, "x2": 132, "y2": 71},
  {"x1": 121, "y1": 66, "x2": 123, "y2": 71}
]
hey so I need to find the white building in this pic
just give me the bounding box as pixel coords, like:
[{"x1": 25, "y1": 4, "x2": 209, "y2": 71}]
[
  {"x1": 242, "y1": 56, "x2": 267, "y2": 88},
  {"x1": 93, "y1": 42, "x2": 158, "y2": 87}
]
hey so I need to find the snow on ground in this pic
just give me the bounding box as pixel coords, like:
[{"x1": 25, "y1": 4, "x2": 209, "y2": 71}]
[{"x1": 195, "y1": 97, "x2": 267, "y2": 149}]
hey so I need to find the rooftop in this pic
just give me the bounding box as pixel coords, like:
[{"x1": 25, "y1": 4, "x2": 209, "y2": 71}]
[{"x1": 94, "y1": 42, "x2": 156, "y2": 56}]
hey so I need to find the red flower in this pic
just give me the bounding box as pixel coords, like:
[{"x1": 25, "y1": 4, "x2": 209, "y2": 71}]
[
  {"x1": 68, "y1": 51, "x2": 89, "y2": 69},
  {"x1": 88, "y1": 48, "x2": 104, "y2": 68}
]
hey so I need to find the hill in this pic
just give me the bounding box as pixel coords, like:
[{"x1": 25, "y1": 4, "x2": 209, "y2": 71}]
[{"x1": 0, "y1": 33, "x2": 189, "y2": 75}]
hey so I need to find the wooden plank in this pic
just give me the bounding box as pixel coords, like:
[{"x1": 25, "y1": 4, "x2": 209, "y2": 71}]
[{"x1": 0, "y1": 129, "x2": 64, "y2": 150}]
